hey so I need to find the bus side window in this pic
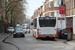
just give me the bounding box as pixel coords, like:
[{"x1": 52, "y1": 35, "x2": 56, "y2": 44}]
[{"x1": 34, "y1": 18, "x2": 37, "y2": 29}]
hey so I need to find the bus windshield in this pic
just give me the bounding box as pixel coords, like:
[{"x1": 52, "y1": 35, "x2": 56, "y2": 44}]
[{"x1": 39, "y1": 19, "x2": 56, "y2": 27}]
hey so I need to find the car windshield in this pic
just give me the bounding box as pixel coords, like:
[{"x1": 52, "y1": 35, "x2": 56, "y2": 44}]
[
  {"x1": 62, "y1": 30, "x2": 67, "y2": 33},
  {"x1": 16, "y1": 29, "x2": 23, "y2": 31},
  {"x1": 8, "y1": 27, "x2": 14, "y2": 29},
  {"x1": 15, "y1": 26, "x2": 21, "y2": 28},
  {"x1": 22, "y1": 27, "x2": 26, "y2": 29}
]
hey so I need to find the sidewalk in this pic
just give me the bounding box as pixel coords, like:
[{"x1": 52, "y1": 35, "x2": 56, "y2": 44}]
[
  {"x1": 0, "y1": 33, "x2": 9, "y2": 42},
  {"x1": 0, "y1": 33, "x2": 18, "y2": 50},
  {"x1": 66, "y1": 34, "x2": 75, "y2": 46}
]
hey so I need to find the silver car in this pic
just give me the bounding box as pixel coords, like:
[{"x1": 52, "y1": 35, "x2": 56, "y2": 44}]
[{"x1": 7, "y1": 27, "x2": 14, "y2": 33}]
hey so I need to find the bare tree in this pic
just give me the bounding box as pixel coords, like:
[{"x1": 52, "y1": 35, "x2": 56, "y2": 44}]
[{"x1": 5, "y1": 0, "x2": 27, "y2": 26}]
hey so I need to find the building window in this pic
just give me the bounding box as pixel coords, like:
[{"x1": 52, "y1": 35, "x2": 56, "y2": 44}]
[
  {"x1": 57, "y1": 11, "x2": 59, "y2": 15},
  {"x1": 59, "y1": 0, "x2": 61, "y2": 5},
  {"x1": 74, "y1": 0, "x2": 75, "y2": 8},
  {"x1": 54, "y1": 0, "x2": 59, "y2": 7},
  {"x1": 46, "y1": 2, "x2": 49, "y2": 9},
  {"x1": 55, "y1": 11, "x2": 60, "y2": 17},
  {"x1": 49, "y1": 1, "x2": 51, "y2": 7},
  {"x1": 49, "y1": 12, "x2": 51, "y2": 17},
  {"x1": 46, "y1": 1, "x2": 51, "y2": 9},
  {"x1": 43, "y1": 5, "x2": 44, "y2": 11}
]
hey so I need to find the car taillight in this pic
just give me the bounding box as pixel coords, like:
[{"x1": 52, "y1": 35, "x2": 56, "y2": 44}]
[
  {"x1": 61, "y1": 32, "x2": 63, "y2": 34},
  {"x1": 57, "y1": 31, "x2": 58, "y2": 34},
  {"x1": 37, "y1": 29, "x2": 39, "y2": 34}
]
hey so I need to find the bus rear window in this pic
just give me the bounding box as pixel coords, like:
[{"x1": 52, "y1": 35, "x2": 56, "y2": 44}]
[{"x1": 39, "y1": 20, "x2": 56, "y2": 27}]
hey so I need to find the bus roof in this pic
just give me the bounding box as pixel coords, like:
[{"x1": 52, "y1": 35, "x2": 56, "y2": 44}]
[{"x1": 33, "y1": 16, "x2": 55, "y2": 19}]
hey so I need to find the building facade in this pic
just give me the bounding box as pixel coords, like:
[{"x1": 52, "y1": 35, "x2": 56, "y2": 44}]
[
  {"x1": 43, "y1": 0, "x2": 66, "y2": 29},
  {"x1": 43, "y1": 0, "x2": 61, "y2": 17},
  {"x1": 64, "y1": 0, "x2": 75, "y2": 34}
]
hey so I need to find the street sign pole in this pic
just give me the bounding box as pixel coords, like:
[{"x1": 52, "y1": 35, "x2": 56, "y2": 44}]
[
  {"x1": 59, "y1": 4, "x2": 65, "y2": 29},
  {"x1": 61, "y1": 14, "x2": 62, "y2": 29},
  {"x1": 5, "y1": 20, "x2": 8, "y2": 33}
]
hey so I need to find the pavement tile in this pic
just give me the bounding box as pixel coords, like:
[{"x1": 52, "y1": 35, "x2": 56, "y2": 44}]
[
  {"x1": 66, "y1": 34, "x2": 75, "y2": 47},
  {"x1": 0, "y1": 33, "x2": 9, "y2": 42}
]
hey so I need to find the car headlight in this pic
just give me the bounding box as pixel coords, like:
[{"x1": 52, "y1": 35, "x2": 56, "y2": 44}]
[{"x1": 14, "y1": 33, "x2": 16, "y2": 34}]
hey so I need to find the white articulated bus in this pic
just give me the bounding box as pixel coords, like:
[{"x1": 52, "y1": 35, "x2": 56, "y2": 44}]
[{"x1": 32, "y1": 16, "x2": 58, "y2": 39}]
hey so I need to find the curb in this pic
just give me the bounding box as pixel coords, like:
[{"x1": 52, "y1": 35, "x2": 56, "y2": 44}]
[
  {"x1": 2, "y1": 34, "x2": 20, "y2": 50},
  {"x1": 0, "y1": 33, "x2": 10, "y2": 42},
  {"x1": 2, "y1": 34, "x2": 11, "y2": 42},
  {"x1": 63, "y1": 41, "x2": 75, "y2": 47},
  {"x1": 66, "y1": 42, "x2": 75, "y2": 47}
]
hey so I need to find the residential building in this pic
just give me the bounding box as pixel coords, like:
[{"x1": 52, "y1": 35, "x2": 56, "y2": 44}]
[
  {"x1": 33, "y1": 6, "x2": 43, "y2": 18},
  {"x1": 64, "y1": 0, "x2": 75, "y2": 34},
  {"x1": 43, "y1": 0, "x2": 61, "y2": 17},
  {"x1": 43, "y1": 0, "x2": 66, "y2": 29}
]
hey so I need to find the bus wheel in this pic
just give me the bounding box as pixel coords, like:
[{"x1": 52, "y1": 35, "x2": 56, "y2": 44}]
[
  {"x1": 36, "y1": 37, "x2": 39, "y2": 39},
  {"x1": 52, "y1": 38, "x2": 55, "y2": 40},
  {"x1": 35, "y1": 35, "x2": 39, "y2": 39}
]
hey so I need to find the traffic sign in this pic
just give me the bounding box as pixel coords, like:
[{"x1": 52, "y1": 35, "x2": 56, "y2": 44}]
[{"x1": 59, "y1": 6, "x2": 65, "y2": 14}]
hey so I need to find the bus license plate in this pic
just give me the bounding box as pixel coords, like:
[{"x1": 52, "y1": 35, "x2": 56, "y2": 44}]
[
  {"x1": 39, "y1": 32, "x2": 41, "y2": 34},
  {"x1": 45, "y1": 35, "x2": 50, "y2": 36}
]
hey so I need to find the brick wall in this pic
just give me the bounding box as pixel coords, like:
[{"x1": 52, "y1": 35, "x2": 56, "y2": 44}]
[
  {"x1": 51, "y1": 1, "x2": 54, "y2": 7},
  {"x1": 51, "y1": 12, "x2": 54, "y2": 16},
  {"x1": 64, "y1": 0, "x2": 75, "y2": 16},
  {"x1": 43, "y1": 0, "x2": 59, "y2": 16},
  {"x1": 45, "y1": 0, "x2": 49, "y2": 3}
]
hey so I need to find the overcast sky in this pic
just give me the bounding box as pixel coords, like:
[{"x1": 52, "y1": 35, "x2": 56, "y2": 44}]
[
  {"x1": 26, "y1": 0, "x2": 53, "y2": 19},
  {"x1": 26, "y1": 0, "x2": 45, "y2": 19}
]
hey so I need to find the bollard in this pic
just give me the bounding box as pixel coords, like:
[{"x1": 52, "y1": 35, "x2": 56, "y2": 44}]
[{"x1": 67, "y1": 29, "x2": 72, "y2": 41}]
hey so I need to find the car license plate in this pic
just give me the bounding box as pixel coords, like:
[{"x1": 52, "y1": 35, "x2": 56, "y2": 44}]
[{"x1": 64, "y1": 33, "x2": 67, "y2": 35}]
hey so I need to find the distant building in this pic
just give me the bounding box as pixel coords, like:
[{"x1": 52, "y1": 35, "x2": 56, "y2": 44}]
[{"x1": 63, "y1": 0, "x2": 75, "y2": 34}]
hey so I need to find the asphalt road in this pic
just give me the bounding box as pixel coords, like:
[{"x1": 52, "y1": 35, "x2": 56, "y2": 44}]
[{"x1": 0, "y1": 33, "x2": 75, "y2": 50}]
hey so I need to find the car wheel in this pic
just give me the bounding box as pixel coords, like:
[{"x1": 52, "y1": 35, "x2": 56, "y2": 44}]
[
  {"x1": 35, "y1": 34, "x2": 39, "y2": 39},
  {"x1": 13, "y1": 35, "x2": 15, "y2": 38},
  {"x1": 23, "y1": 35, "x2": 25, "y2": 37}
]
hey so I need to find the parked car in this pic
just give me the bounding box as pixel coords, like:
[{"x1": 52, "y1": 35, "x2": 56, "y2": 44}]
[
  {"x1": 58, "y1": 29, "x2": 68, "y2": 39},
  {"x1": 26, "y1": 27, "x2": 30, "y2": 33},
  {"x1": 13, "y1": 29, "x2": 25, "y2": 38},
  {"x1": 22, "y1": 27, "x2": 27, "y2": 34},
  {"x1": 15, "y1": 26, "x2": 22, "y2": 29},
  {"x1": 7, "y1": 27, "x2": 14, "y2": 33}
]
